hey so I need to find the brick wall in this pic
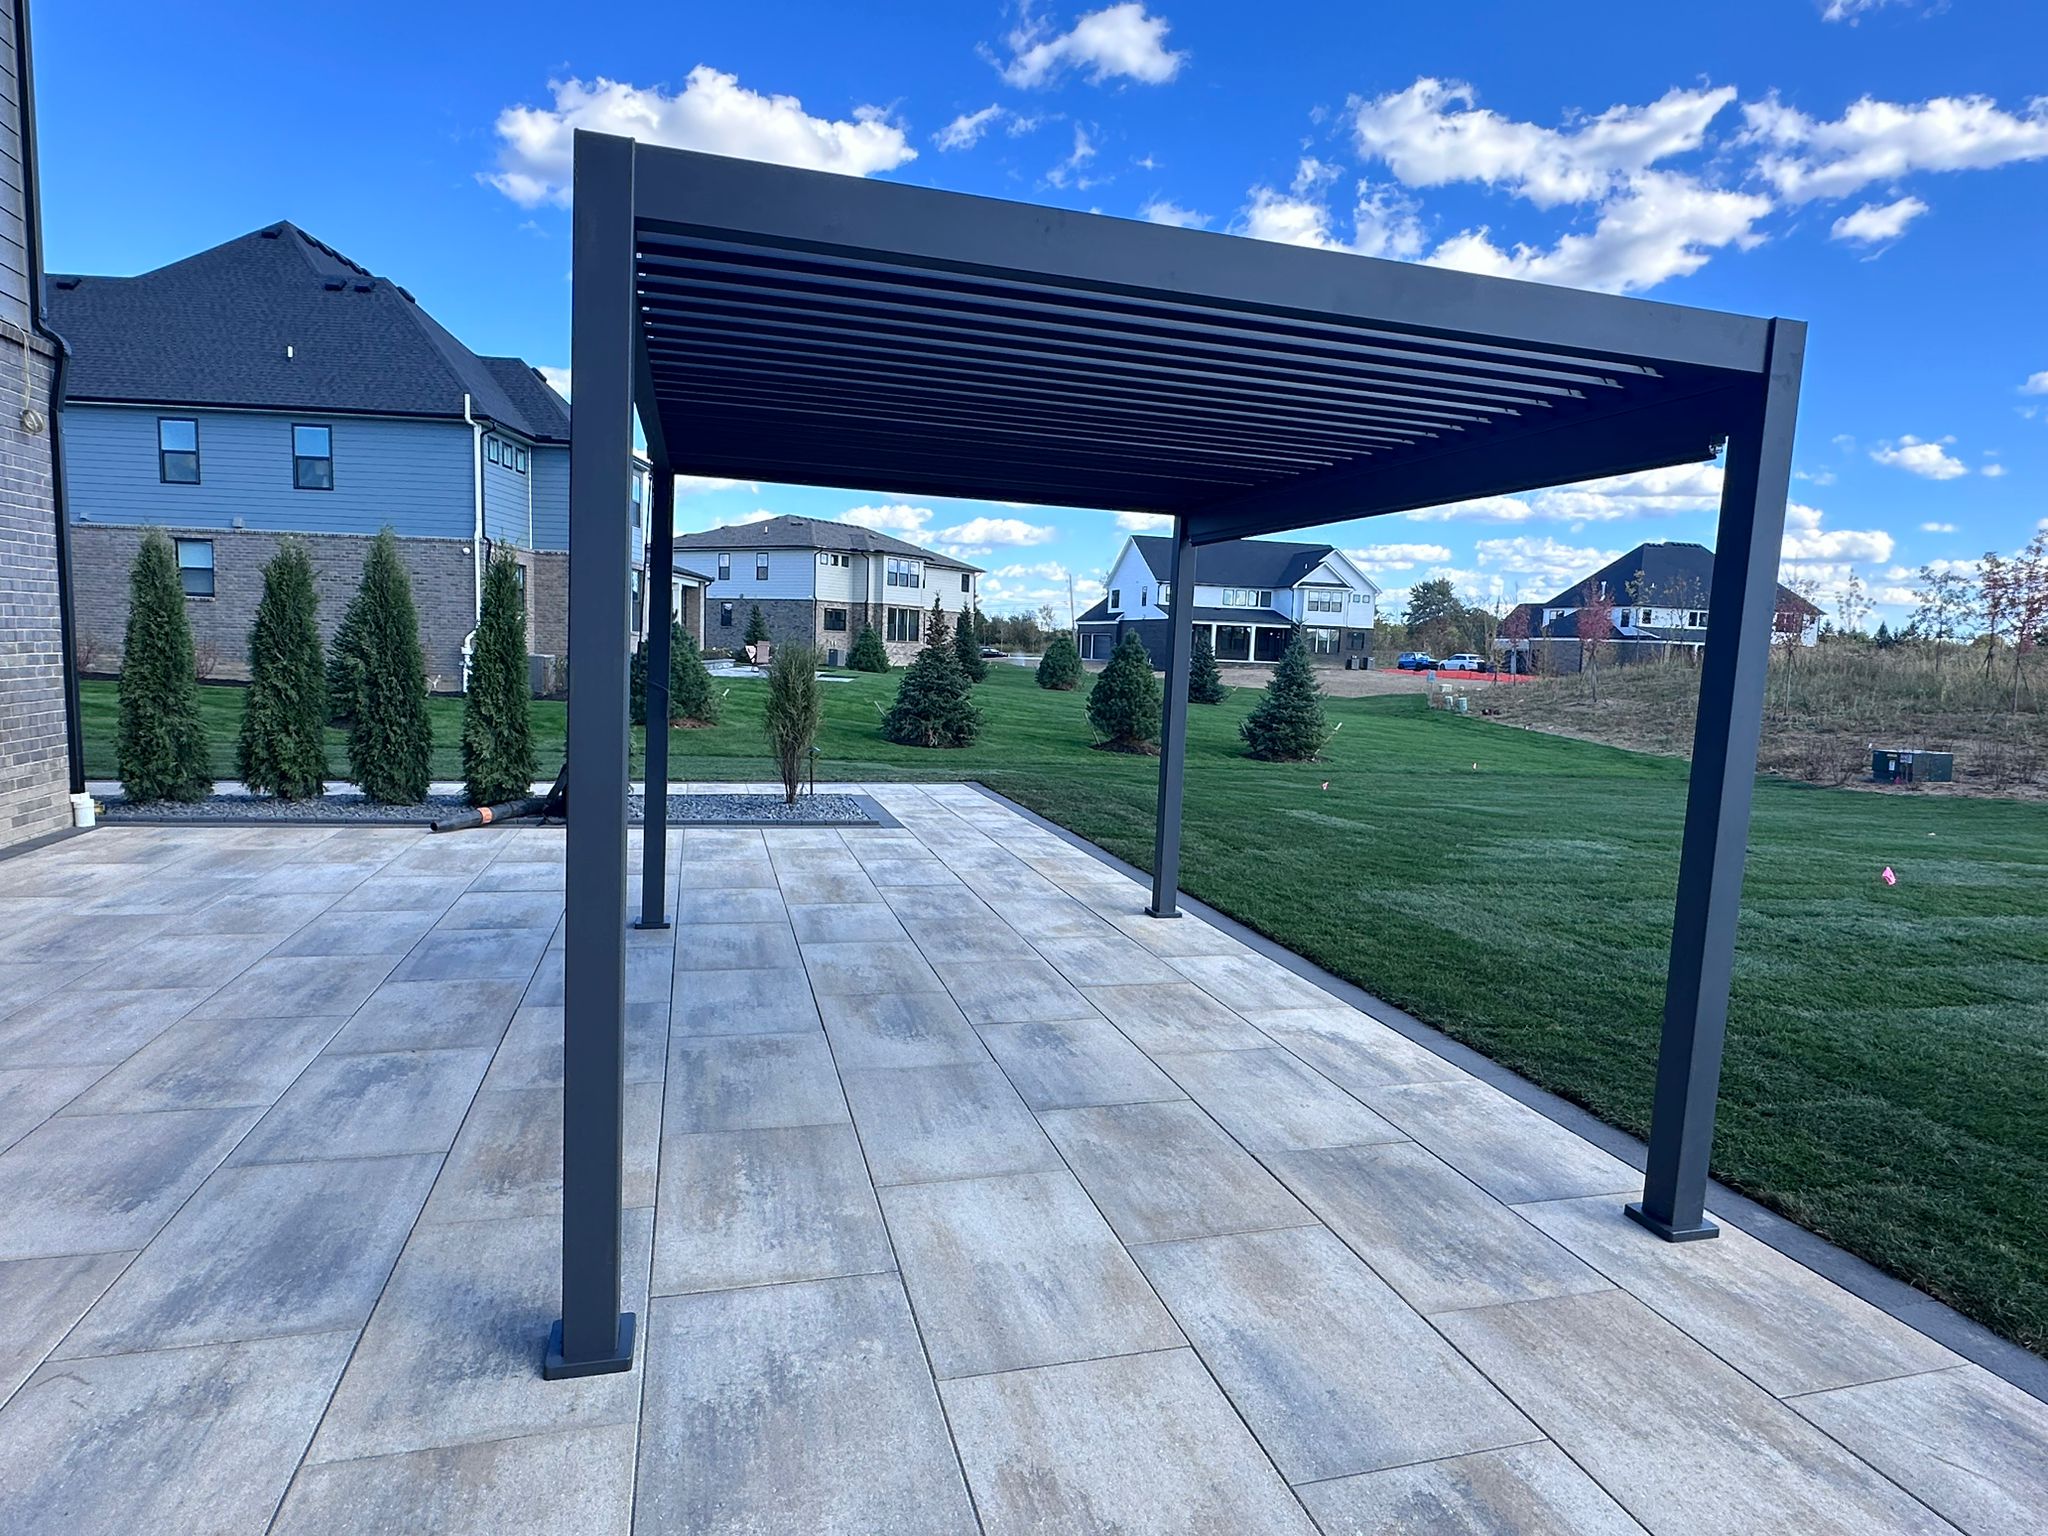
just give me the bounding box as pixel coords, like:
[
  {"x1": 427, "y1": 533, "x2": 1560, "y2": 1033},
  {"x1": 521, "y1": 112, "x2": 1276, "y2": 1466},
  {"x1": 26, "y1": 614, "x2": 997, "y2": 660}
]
[
  {"x1": 0, "y1": 335, "x2": 69, "y2": 849},
  {"x1": 71, "y1": 524, "x2": 480, "y2": 688}
]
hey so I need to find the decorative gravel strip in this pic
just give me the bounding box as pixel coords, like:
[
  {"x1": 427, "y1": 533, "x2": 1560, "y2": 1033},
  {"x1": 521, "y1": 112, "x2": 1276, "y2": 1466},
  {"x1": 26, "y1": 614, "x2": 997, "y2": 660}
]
[{"x1": 98, "y1": 791, "x2": 890, "y2": 829}]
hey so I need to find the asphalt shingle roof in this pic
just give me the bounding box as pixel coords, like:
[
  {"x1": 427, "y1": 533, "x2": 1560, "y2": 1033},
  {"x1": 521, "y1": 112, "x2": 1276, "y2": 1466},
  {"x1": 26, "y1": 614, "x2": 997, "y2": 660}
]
[
  {"x1": 670, "y1": 515, "x2": 980, "y2": 572},
  {"x1": 1130, "y1": 535, "x2": 1334, "y2": 590},
  {"x1": 1541, "y1": 540, "x2": 1819, "y2": 615},
  {"x1": 47, "y1": 222, "x2": 570, "y2": 443},
  {"x1": 1075, "y1": 599, "x2": 1293, "y2": 627}
]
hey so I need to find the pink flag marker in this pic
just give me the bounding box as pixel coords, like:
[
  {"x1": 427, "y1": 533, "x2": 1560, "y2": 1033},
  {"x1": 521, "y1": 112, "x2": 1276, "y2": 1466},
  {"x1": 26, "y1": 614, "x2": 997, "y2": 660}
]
[{"x1": 1881, "y1": 866, "x2": 1897, "y2": 886}]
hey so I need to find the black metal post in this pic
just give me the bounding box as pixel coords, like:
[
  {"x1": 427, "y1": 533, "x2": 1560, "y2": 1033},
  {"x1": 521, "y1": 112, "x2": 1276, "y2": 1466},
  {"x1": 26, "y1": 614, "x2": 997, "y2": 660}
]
[
  {"x1": 1148, "y1": 516, "x2": 1197, "y2": 917},
  {"x1": 637, "y1": 467, "x2": 675, "y2": 930},
  {"x1": 546, "y1": 129, "x2": 636, "y2": 1379},
  {"x1": 1628, "y1": 318, "x2": 1806, "y2": 1243}
]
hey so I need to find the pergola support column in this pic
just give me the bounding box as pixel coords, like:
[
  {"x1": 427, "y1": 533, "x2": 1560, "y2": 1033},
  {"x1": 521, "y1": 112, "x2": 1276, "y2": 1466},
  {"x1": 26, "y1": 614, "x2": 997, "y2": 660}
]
[
  {"x1": 547, "y1": 129, "x2": 636, "y2": 1380},
  {"x1": 1627, "y1": 318, "x2": 1806, "y2": 1244},
  {"x1": 637, "y1": 468, "x2": 676, "y2": 931},
  {"x1": 1148, "y1": 516, "x2": 1196, "y2": 918}
]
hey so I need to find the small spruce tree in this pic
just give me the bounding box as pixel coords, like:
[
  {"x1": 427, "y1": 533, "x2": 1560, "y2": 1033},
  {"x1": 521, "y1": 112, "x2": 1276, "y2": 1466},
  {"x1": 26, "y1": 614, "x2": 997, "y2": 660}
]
[
  {"x1": 847, "y1": 624, "x2": 891, "y2": 673},
  {"x1": 1187, "y1": 628, "x2": 1228, "y2": 704},
  {"x1": 462, "y1": 553, "x2": 537, "y2": 806},
  {"x1": 669, "y1": 624, "x2": 720, "y2": 725},
  {"x1": 1036, "y1": 632, "x2": 1082, "y2": 690},
  {"x1": 116, "y1": 529, "x2": 213, "y2": 802},
  {"x1": 763, "y1": 643, "x2": 823, "y2": 803},
  {"x1": 1240, "y1": 628, "x2": 1329, "y2": 761},
  {"x1": 1087, "y1": 631, "x2": 1162, "y2": 752},
  {"x1": 237, "y1": 540, "x2": 328, "y2": 799},
  {"x1": 881, "y1": 598, "x2": 980, "y2": 748},
  {"x1": 343, "y1": 529, "x2": 434, "y2": 804},
  {"x1": 745, "y1": 604, "x2": 772, "y2": 646},
  {"x1": 954, "y1": 602, "x2": 989, "y2": 682}
]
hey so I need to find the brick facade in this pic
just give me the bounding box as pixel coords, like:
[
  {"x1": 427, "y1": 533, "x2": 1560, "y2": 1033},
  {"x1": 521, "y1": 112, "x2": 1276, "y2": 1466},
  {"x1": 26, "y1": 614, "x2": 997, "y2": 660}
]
[
  {"x1": 0, "y1": 336, "x2": 70, "y2": 849},
  {"x1": 66, "y1": 524, "x2": 556, "y2": 691}
]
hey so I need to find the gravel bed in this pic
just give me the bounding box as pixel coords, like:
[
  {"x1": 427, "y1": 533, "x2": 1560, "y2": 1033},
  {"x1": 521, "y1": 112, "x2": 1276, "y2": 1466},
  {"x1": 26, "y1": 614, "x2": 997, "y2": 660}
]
[{"x1": 99, "y1": 791, "x2": 882, "y2": 828}]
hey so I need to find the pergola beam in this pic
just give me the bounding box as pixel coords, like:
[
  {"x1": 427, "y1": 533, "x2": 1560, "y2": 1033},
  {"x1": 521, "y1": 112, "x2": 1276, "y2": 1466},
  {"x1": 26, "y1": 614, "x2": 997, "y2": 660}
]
[{"x1": 637, "y1": 468, "x2": 676, "y2": 933}]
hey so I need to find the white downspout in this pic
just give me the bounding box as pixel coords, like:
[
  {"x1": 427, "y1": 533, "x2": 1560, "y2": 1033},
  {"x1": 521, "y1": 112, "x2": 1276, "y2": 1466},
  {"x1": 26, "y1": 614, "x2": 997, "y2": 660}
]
[{"x1": 463, "y1": 393, "x2": 484, "y2": 691}]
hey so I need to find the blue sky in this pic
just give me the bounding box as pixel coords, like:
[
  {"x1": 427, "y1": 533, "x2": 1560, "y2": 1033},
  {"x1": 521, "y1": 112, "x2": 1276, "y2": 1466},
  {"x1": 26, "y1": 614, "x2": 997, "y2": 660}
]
[{"x1": 36, "y1": 0, "x2": 2048, "y2": 623}]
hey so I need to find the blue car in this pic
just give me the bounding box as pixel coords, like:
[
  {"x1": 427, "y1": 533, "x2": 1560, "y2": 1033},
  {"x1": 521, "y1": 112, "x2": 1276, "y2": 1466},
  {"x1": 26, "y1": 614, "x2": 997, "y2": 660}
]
[{"x1": 1396, "y1": 651, "x2": 1437, "y2": 670}]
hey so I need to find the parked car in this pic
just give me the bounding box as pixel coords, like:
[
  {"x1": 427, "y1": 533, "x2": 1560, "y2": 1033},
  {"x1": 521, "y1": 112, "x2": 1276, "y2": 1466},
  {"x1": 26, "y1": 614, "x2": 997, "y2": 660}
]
[
  {"x1": 979, "y1": 646, "x2": 1008, "y2": 658},
  {"x1": 1396, "y1": 651, "x2": 1437, "y2": 670},
  {"x1": 1438, "y1": 653, "x2": 1490, "y2": 672}
]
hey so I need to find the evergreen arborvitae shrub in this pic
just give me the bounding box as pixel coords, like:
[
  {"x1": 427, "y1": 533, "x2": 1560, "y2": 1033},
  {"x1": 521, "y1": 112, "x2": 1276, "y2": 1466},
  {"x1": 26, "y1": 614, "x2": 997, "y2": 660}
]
[
  {"x1": 116, "y1": 529, "x2": 212, "y2": 803},
  {"x1": 954, "y1": 602, "x2": 989, "y2": 682},
  {"x1": 763, "y1": 643, "x2": 823, "y2": 803},
  {"x1": 1087, "y1": 631, "x2": 1162, "y2": 752},
  {"x1": 1240, "y1": 628, "x2": 1329, "y2": 761},
  {"x1": 847, "y1": 625, "x2": 891, "y2": 673},
  {"x1": 882, "y1": 598, "x2": 980, "y2": 748},
  {"x1": 745, "y1": 604, "x2": 771, "y2": 645},
  {"x1": 669, "y1": 624, "x2": 720, "y2": 725},
  {"x1": 237, "y1": 540, "x2": 328, "y2": 799},
  {"x1": 1188, "y1": 627, "x2": 1228, "y2": 704},
  {"x1": 327, "y1": 591, "x2": 367, "y2": 725},
  {"x1": 1036, "y1": 632, "x2": 1082, "y2": 690},
  {"x1": 462, "y1": 553, "x2": 537, "y2": 806},
  {"x1": 629, "y1": 635, "x2": 649, "y2": 727},
  {"x1": 343, "y1": 529, "x2": 434, "y2": 804}
]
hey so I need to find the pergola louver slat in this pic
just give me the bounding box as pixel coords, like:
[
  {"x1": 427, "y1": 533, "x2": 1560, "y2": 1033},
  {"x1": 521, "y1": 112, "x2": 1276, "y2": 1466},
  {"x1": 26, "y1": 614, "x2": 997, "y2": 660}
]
[{"x1": 552, "y1": 133, "x2": 1804, "y2": 1378}]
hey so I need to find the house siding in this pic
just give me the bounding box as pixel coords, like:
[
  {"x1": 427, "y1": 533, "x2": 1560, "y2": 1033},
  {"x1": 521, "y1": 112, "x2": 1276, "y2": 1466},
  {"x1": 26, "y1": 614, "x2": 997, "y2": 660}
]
[
  {"x1": 528, "y1": 445, "x2": 568, "y2": 551},
  {"x1": 63, "y1": 403, "x2": 474, "y2": 540},
  {"x1": 481, "y1": 431, "x2": 529, "y2": 547}
]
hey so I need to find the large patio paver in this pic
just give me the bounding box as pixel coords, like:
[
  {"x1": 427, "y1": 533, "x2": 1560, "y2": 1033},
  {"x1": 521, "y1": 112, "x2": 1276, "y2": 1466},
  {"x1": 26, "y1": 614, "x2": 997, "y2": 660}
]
[
  {"x1": 1299, "y1": 1442, "x2": 1649, "y2": 1536},
  {"x1": 842, "y1": 1060, "x2": 1061, "y2": 1186}
]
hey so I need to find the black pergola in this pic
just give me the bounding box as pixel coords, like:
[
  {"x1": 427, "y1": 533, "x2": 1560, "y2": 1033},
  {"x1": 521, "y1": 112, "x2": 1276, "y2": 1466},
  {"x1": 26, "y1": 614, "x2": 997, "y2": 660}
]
[{"x1": 545, "y1": 129, "x2": 1804, "y2": 1378}]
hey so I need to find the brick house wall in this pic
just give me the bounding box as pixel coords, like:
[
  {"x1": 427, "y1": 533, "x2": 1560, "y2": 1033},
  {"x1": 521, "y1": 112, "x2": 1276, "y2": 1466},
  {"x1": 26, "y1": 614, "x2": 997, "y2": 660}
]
[
  {"x1": 70, "y1": 524, "x2": 480, "y2": 689},
  {"x1": 0, "y1": 336, "x2": 69, "y2": 848}
]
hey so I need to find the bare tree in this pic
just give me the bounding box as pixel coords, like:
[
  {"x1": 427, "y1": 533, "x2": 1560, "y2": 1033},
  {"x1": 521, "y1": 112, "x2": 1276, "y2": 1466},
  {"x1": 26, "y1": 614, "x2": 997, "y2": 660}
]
[
  {"x1": 1979, "y1": 551, "x2": 2013, "y2": 681},
  {"x1": 1910, "y1": 565, "x2": 1974, "y2": 672},
  {"x1": 2009, "y1": 531, "x2": 2048, "y2": 712},
  {"x1": 1576, "y1": 578, "x2": 1615, "y2": 705},
  {"x1": 1836, "y1": 567, "x2": 1871, "y2": 636}
]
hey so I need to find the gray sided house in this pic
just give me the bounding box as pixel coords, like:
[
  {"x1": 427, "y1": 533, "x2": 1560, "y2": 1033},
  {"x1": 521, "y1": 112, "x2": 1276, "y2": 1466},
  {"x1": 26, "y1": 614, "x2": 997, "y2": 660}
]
[
  {"x1": 1076, "y1": 533, "x2": 1380, "y2": 667},
  {"x1": 0, "y1": 0, "x2": 74, "y2": 852},
  {"x1": 1502, "y1": 540, "x2": 1823, "y2": 674},
  {"x1": 48, "y1": 221, "x2": 648, "y2": 687},
  {"x1": 670, "y1": 514, "x2": 981, "y2": 665}
]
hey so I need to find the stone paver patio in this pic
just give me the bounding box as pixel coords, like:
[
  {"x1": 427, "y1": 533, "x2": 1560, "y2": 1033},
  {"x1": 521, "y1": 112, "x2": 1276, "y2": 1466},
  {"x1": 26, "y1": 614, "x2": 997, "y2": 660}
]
[{"x1": 0, "y1": 782, "x2": 2043, "y2": 1534}]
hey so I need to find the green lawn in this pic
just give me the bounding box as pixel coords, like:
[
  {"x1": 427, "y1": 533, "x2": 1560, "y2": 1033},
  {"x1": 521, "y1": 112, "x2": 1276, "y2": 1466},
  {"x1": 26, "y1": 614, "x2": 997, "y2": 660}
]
[{"x1": 80, "y1": 669, "x2": 2048, "y2": 1351}]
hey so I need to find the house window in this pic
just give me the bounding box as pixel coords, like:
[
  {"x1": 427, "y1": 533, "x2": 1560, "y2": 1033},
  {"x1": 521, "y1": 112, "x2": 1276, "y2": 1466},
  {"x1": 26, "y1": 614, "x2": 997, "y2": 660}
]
[
  {"x1": 512, "y1": 562, "x2": 527, "y2": 595},
  {"x1": 755, "y1": 553, "x2": 770, "y2": 581},
  {"x1": 887, "y1": 607, "x2": 920, "y2": 643},
  {"x1": 487, "y1": 438, "x2": 501, "y2": 465},
  {"x1": 1687, "y1": 610, "x2": 1708, "y2": 628},
  {"x1": 720, "y1": 602, "x2": 734, "y2": 627},
  {"x1": 157, "y1": 418, "x2": 200, "y2": 484},
  {"x1": 1159, "y1": 583, "x2": 1172, "y2": 609},
  {"x1": 291, "y1": 424, "x2": 333, "y2": 489},
  {"x1": 1639, "y1": 609, "x2": 1654, "y2": 626},
  {"x1": 515, "y1": 447, "x2": 528, "y2": 474},
  {"x1": 1307, "y1": 627, "x2": 1339, "y2": 655},
  {"x1": 1307, "y1": 590, "x2": 1343, "y2": 614},
  {"x1": 717, "y1": 554, "x2": 731, "y2": 582},
  {"x1": 1109, "y1": 588, "x2": 1122, "y2": 611},
  {"x1": 960, "y1": 572, "x2": 971, "y2": 593},
  {"x1": 1141, "y1": 588, "x2": 1150, "y2": 609},
  {"x1": 818, "y1": 551, "x2": 850, "y2": 568},
  {"x1": 886, "y1": 557, "x2": 922, "y2": 589},
  {"x1": 174, "y1": 538, "x2": 214, "y2": 598},
  {"x1": 824, "y1": 607, "x2": 847, "y2": 632},
  {"x1": 1348, "y1": 631, "x2": 1367, "y2": 650},
  {"x1": 630, "y1": 570, "x2": 643, "y2": 632}
]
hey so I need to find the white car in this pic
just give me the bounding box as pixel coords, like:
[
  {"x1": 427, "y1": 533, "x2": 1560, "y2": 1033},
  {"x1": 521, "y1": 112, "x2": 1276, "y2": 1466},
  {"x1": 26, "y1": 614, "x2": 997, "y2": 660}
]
[{"x1": 1437, "y1": 653, "x2": 1489, "y2": 672}]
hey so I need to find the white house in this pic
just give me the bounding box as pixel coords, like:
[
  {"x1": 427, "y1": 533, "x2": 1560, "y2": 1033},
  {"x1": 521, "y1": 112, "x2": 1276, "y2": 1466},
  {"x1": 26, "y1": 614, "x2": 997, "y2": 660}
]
[
  {"x1": 1075, "y1": 534, "x2": 1381, "y2": 666},
  {"x1": 669, "y1": 515, "x2": 982, "y2": 664}
]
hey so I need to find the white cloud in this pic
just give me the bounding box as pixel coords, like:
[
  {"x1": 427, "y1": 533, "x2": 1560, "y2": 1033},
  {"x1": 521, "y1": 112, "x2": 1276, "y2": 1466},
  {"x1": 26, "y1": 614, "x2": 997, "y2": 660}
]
[
  {"x1": 1238, "y1": 161, "x2": 1423, "y2": 258},
  {"x1": 1139, "y1": 197, "x2": 1210, "y2": 228},
  {"x1": 2021, "y1": 372, "x2": 2048, "y2": 396},
  {"x1": 995, "y1": 561, "x2": 1072, "y2": 582},
  {"x1": 1345, "y1": 542, "x2": 1454, "y2": 573},
  {"x1": 934, "y1": 517, "x2": 1058, "y2": 547},
  {"x1": 1796, "y1": 467, "x2": 1838, "y2": 487},
  {"x1": 1405, "y1": 464, "x2": 1723, "y2": 526},
  {"x1": 1870, "y1": 434, "x2": 1968, "y2": 479},
  {"x1": 536, "y1": 366, "x2": 571, "y2": 400},
  {"x1": 998, "y1": 4, "x2": 1188, "y2": 90},
  {"x1": 1781, "y1": 502, "x2": 1896, "y2": 562},
  {"x1": 1821, "y1": 0, "x2": 1909, "y2": 21},
  {"x1": 1829, "y1": 194, "x2": 1928, "y2": 246},
  {"x1": 1046, "y1": 124, "x2": 1099, "y2": 188},
  {"x1": 484, "y1": 69, "x2": 915, "y2": 206},
  {"x1": 1981, "y1": 462, "x2": 2010, "y2": 478},
  {"x1": 936, "y1": 105, "x2": 1005, "y2": 151},
  {"x1": 674, "y1": 476, "x2": 763, "y2": 498},
  {"x1": 1353, "y1": 79, "x2": 1736, "y2": 208},
  {"x1": 1742, "y1": 92, "x2": 2048, "y2": 204},
  {"x1": 1405, "y1": 494, "x2": 1540, "y2": 524},
  {"x1": 731, "y1": 510, "x2": 779, "y2": 526},
  {"x1": 1114, "y1": 511, "x2": 1174, "y2": 531},
  {"x1": 1425, "y1": 171, "x2": 1771, "y2": 294},
  {"x1": 1920, "y1": 521, "x2": 1957, "y2": 533},
  {"x1": 841, "y1": 503, "x2": 934, "y2": 535},
  {"x1": 1472, "y1": 535, "x2": 1626, "y2": 595}
]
